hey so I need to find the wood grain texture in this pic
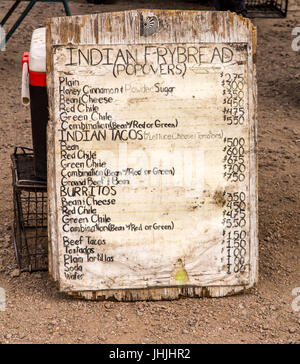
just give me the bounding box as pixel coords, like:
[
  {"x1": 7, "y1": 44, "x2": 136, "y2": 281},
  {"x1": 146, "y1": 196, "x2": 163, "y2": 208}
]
[{"x1": 46, "y1": 10, "x2": 258, "y2": 300}]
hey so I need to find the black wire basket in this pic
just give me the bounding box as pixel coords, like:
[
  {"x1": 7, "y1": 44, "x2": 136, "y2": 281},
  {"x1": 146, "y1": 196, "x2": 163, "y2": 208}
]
[
  {"x1": 246, "y1": 0, "x2": 288, "y2": 17},
  {"x1": 11, "y1": 147, "x2": 48, "y2": 272}
]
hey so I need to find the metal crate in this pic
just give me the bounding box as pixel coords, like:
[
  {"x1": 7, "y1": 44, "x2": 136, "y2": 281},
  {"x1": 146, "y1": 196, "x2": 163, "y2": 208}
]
[
  {"x1": 246, "y1": 0, "x2": 289, "y2": 17},
  {"x1": 11, "y1": 147, "x2": 48, "y2": 272}
]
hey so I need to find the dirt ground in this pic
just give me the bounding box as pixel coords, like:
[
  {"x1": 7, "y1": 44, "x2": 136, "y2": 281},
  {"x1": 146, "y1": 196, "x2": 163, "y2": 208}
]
[{"x1": 0, "y1": 0, "x2": 299, "y2": 344}]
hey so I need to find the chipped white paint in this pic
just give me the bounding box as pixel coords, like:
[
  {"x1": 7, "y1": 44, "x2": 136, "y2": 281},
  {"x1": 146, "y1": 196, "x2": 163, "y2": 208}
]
[{"x1": 47, "y1": 10, "x2": 258, "y2": 300}]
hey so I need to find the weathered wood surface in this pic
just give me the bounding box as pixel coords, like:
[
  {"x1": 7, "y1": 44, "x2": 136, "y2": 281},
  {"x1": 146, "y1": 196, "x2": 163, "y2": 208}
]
[{"x1": 46, "y1": 10, "x2": 258, "y2": 300}]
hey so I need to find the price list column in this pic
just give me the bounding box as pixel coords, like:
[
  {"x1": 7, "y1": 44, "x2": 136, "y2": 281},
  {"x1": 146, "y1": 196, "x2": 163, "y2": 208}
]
[{"x1": 220, "y1": 65, "x2": 250, "y2": 276}]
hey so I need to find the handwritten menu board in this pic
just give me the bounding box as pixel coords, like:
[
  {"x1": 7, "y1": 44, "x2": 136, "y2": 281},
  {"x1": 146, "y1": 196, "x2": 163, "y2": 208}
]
[{"x1": 47, "y1": 11, "x2": 258, "y2": 299}]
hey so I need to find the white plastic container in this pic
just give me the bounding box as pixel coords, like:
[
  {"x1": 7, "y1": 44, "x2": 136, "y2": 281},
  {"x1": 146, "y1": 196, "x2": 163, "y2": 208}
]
[{"x1": 22, "y1": 27, "x2": 48, "y2": 180}]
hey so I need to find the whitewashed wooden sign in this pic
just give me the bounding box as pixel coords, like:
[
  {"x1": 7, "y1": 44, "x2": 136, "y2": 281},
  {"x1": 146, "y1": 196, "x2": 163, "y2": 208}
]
[{"x1": 47, "y1": 10, "x2": 258, "y2": 300}]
